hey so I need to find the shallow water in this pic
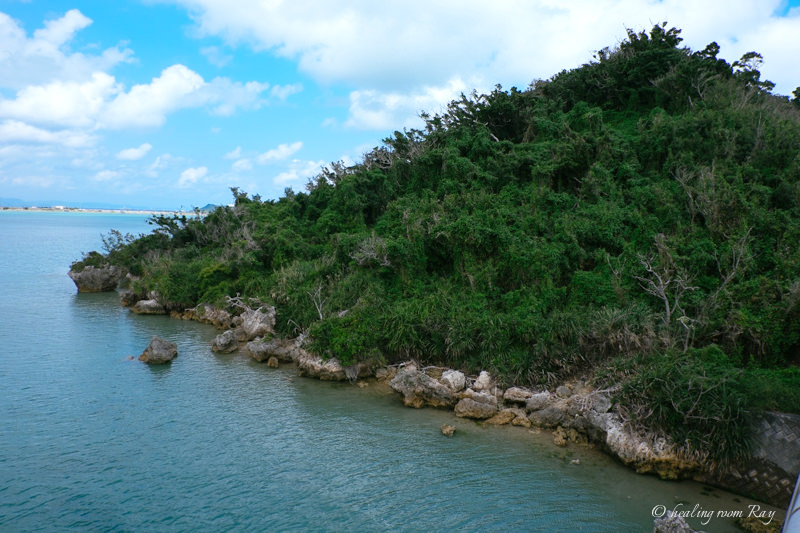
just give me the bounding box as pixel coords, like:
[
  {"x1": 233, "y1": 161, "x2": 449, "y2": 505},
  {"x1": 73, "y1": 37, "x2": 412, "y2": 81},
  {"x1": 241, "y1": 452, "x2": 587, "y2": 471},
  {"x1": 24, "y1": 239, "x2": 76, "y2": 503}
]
[{"x1": 0, "y1": 211, "x2": 782, "y2": 531}]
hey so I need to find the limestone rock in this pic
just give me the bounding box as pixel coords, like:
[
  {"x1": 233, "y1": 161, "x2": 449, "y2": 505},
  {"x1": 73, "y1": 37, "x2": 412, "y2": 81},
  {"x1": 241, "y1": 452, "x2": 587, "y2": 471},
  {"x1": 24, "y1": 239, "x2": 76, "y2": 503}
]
[
  {"x1": 246, "y1": 337, "x2": 296, "y2": 363},
  {"x1": 653, "y1": 510, "x2": 697, "y2": 533},
  {"x1": 511, "y1": 413, "x2": 532, "y2": 428},
  {"x1": 484, "y1": 408, "x2": 517, "y2": 425},
  {"x1": 556, "y1": 385, "x2": 572, "y2": 398},
  {"x1": 454, "y1": 398, "x2": 497, "y2": 419},
  {"x1": 296, "y1": 352, "x2": 346, "y2": 381},
  {"x1": 441, "y1": 424, "x2": 456, "y2": 437},
  {"x1": 389, "y1": 366, "x2": 458, "y2": 408},
  {"x1": 266, "y1": 356, "x2": 279, "y2": 368},
  {"x1": 526, "y1": 391, "x2": 553, "y2": 412},
  {"x1": 189, "y1": 304, "x2": 234, "y2": 329},
  {"x1": 528, "y1": 406, "x2": 566, "y2": 428},
  {"x1": 461, "y1": 388, "x2": 498, "y2": 407},
  {"x1": 591, "y1": 394, "x2": 612, "y2": 413},
  {"x1": 239, "y1": 306, "x2": 276, "y2": 341},
  {"x1": 553, "y1": 426, "x2": 568, "y2": 447},
  {"x1": 440, "y1": 369, "x2": 466, "y2": 392},
  {"x1": 503, "y1": 386, "x2": 533, "y2": 404},
  {"x1": 211, "y1": 330, "x2": 239, "y2": 353},
  {"x1": 131, "y1": 299, "x2": 166, "y2": 315},
  {"x1": 375, "y1": 366, "x2": 398, "y2": 382},
  {"x1": 138, "y1": 336, "x2": 177, "y2": 364},
  {"x1": 245, "y1": 338, "x2": 280, "y2": 362},
  {"x1": 472, "y1": 370, "x2": 495, "y2": 392},
  {"x1": 68, "y1": 264, "x2": 124, "y2": 292},
  {"x1": 120, "y1": 289, "x2": 139, "y2": 307},
  {"x1": 591, "y1": 410, "x2": 700, "y2": 479}
]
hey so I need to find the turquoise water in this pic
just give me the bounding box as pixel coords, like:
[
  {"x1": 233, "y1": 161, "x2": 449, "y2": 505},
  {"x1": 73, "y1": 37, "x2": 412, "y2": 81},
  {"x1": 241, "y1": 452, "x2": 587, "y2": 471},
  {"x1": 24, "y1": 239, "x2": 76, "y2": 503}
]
[{"x1": 0, "y1": 211, "x2": 778, "y2": 531}]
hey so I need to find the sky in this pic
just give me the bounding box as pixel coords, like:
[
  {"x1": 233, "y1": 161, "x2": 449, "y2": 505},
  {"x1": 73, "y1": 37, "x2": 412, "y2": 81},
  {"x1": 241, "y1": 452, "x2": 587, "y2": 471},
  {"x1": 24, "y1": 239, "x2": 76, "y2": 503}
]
[{"x1": 1, "y1": 0, "x2": 799, "y2": 210}]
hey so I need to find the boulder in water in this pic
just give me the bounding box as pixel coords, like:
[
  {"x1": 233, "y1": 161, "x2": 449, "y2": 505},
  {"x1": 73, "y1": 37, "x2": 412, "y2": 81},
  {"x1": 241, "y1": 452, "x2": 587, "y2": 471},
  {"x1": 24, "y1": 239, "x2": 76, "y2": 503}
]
[
  {"x1": 211, "y1": 330, "x2": 239, "y2": 353},
  {"x1": 139, "y1": 336, "x2": 177, "y2": 364}
]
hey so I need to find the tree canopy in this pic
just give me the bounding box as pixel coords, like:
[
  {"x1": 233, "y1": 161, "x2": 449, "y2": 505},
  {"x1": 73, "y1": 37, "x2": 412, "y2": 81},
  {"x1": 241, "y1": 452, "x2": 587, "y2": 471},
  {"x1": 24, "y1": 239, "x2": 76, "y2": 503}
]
[{"x1": 76, "y1": 24, "x2": 800, "y2": 462}]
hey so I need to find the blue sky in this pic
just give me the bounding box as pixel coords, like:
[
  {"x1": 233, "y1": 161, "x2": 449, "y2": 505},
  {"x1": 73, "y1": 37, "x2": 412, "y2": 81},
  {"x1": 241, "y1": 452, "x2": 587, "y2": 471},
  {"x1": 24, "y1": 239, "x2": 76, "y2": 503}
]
[{"x1": 1, "y1": 0, "x2": 799, "y2": 210}]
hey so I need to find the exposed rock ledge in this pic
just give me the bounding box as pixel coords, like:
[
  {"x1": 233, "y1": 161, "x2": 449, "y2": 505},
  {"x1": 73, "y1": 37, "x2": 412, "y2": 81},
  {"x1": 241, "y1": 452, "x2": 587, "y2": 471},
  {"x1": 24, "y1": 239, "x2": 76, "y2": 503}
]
[{"x1": 68, "y1": 264, "x2": 124, "y2": 292}]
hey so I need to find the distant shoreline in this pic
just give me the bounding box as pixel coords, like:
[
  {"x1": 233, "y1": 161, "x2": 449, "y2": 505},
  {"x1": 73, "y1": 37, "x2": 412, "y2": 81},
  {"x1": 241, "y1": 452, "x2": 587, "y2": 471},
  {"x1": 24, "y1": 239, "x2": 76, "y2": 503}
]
[{"x1": 0, "y1": 206, "x2": 183, "y2": 216}]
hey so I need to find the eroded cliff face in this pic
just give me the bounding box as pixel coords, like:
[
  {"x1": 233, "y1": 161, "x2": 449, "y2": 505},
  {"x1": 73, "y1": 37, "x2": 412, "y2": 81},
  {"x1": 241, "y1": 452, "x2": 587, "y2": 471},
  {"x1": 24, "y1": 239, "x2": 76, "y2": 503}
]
[{"x1": 68, "y1": 264, "x2": 124, "y2": 292}]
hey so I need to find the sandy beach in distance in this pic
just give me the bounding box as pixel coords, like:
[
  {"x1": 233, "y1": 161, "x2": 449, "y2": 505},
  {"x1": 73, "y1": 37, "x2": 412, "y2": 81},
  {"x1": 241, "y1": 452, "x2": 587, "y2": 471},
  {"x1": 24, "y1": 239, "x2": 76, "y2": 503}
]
[{"x1": 1, "y1": 206, "x2": 184, "y2": 216}]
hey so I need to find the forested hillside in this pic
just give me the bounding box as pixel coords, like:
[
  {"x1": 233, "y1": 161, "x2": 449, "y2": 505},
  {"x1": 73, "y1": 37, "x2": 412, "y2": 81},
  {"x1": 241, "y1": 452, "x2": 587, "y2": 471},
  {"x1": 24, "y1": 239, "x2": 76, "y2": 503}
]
[{"x1": 75, "y1": 25, "x2": 800, "y2": 461}]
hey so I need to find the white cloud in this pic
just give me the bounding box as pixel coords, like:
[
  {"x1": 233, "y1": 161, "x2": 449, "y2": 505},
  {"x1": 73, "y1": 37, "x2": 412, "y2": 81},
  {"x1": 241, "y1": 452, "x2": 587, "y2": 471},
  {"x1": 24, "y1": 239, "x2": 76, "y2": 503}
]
[
  {"x1": 232, "y1": 158, "x2": 253, "y2": 171},
  {"x1": 203, "y1": 77, "x2": 271, "y2": 116},
  {"x1": 0, "y1": 10, "x2": 132, "y2": 90},
  {"x1": 0, "y1": 119, "x2": 96, "y2": 147},
  {"x1": 101, "y1": 65, "x2": 206, "y2": 128},
  {"x1": 224, "y1": 146, "x2": 242, "y2": 159},
  {"x1": 270, "y1": 83, "x2": 303, "y2": 101},
  {"x1": 94, "y1": 169, "x2": 120, "y2": 181},
  {"x1": 0, "y1": 63, "x2": 279, "y2": 131},
  {"x1": 173, "y1": 0, "x2": 800, "y2": 111},
  {"x1": 273, "y1": 158, "x2": 324, "y2": 185},
  {"x1": 257, "y1": 141, "x2": 303, "y2": 164},
  {"x1": 0, "y1": 72, "x2": 120, "y2": 128},
  {"x1": 178, "y1": 166, "x2": 208, "y2": 188},
  {"x1": 116, "y1": 143, "x2": 153, "y2": 160},
  {"x1": 345, "y1": 77, "x2": 468, "y2": 130},
  {"x1": 201, "y1": 45, "x2": 232, "y2": 67},
  {"x1": 146, "y1": 153, "x2": 177, "y2": 177}
]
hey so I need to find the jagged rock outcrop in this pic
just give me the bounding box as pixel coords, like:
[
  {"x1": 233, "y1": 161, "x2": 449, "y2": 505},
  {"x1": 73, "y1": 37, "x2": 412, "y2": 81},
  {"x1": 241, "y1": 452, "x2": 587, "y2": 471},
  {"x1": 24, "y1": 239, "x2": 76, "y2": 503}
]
[
  {"x1": 245, "y1": 337, "x2": 298, "y2": 363},
  {"x1": 187, "y1": 304, "x2": 234, "y2": 329},
  {"x1": 528, "y1": 405, "x2": 567, "y2": 428},
  {"x1": 503, "y1": 387, "x2": 533, "y2": 404},
  {"x1": 441, "y1": 424, "x2": 456, "y2": 437},
  {"x1": 440, "y1": 369, "x2": 466, "y2": 392},
  {"x1": 131, "y1": 299, "x2": 167, "y2": 315},
  {"x1": 238, "y1": 306, "x2": 276, "y2": 340},
  {"x1": 472, "y1": 370, "x2": 495, "y2": 392},
  {"x1": 526, "y1": 391, "x2": 553, "y2": 411},
  {"x1": 138, "y1": 336, "x2": 177, "y2": 364},
  {"x1": 211, "y1": 329, "x2": 239, "y2": 353},
  {"x1": 296, "y1": 351, "x2": 366, "y2": 381},
  {"x1": 68, "y1": 264, "x2": 124, "y2": 292},
  {"x1": 455, "y1": 397, "x2": 497, "y2": 419},
  {"x1": 389, "y1": 365, "x2": 458, "y2": 408}
]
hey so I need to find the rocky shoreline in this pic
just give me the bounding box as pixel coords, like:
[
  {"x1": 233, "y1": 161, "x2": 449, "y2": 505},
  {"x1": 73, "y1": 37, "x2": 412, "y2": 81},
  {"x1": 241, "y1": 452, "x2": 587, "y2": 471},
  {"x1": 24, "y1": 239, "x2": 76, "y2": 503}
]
[{"x1": 68, "y1": 264, "x2": 799, "y2": 510}]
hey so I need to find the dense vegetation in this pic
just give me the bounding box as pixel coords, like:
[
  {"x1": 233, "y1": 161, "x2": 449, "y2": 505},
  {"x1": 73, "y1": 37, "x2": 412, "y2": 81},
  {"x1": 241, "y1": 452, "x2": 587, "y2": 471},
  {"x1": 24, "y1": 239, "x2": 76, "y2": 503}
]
[{"x1": 75, "y1": 25, "x2": 800, "y2": 462}]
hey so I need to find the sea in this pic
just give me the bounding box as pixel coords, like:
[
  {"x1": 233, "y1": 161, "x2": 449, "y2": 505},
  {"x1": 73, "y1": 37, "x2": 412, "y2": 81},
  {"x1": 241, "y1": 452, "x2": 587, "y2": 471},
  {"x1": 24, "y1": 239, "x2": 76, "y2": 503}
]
[{"x1": 0, "y1": 210, "x2": 782, "y2": 532}]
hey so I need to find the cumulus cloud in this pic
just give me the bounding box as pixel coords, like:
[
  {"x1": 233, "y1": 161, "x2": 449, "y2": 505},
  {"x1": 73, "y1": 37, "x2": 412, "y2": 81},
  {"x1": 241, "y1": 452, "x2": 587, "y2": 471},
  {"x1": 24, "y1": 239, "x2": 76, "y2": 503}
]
[
  {"x1": 0, "y1": 63, "x2": 281, "y2": 131},
  {"x1": 257, "y1": 141, "x2": 303, "y2": 164},
  {"x1": 100, "y1": 65, "x2": 206, "y2": 128},
  {"x1": 178, "y1": 166, "x2": 208, "y2": 188},
  {"x1": 0, "y1": 10, "x2": 132, "y2": 90},
  {"x1": 345, "y1": 77, "x2": 469, "y2": 130},
  {"x1": 0, "y1": 119, "x2": 96, "y2": 147},
  {"x1": 173, "y1": 0, "x2": 800, "y2": 107},
  {"x1": 273, "y1": 158, "x2": 324, "y2": 185},
  {"x1": 116, "y1": 143, "x2": 153, "y2": 160}
]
